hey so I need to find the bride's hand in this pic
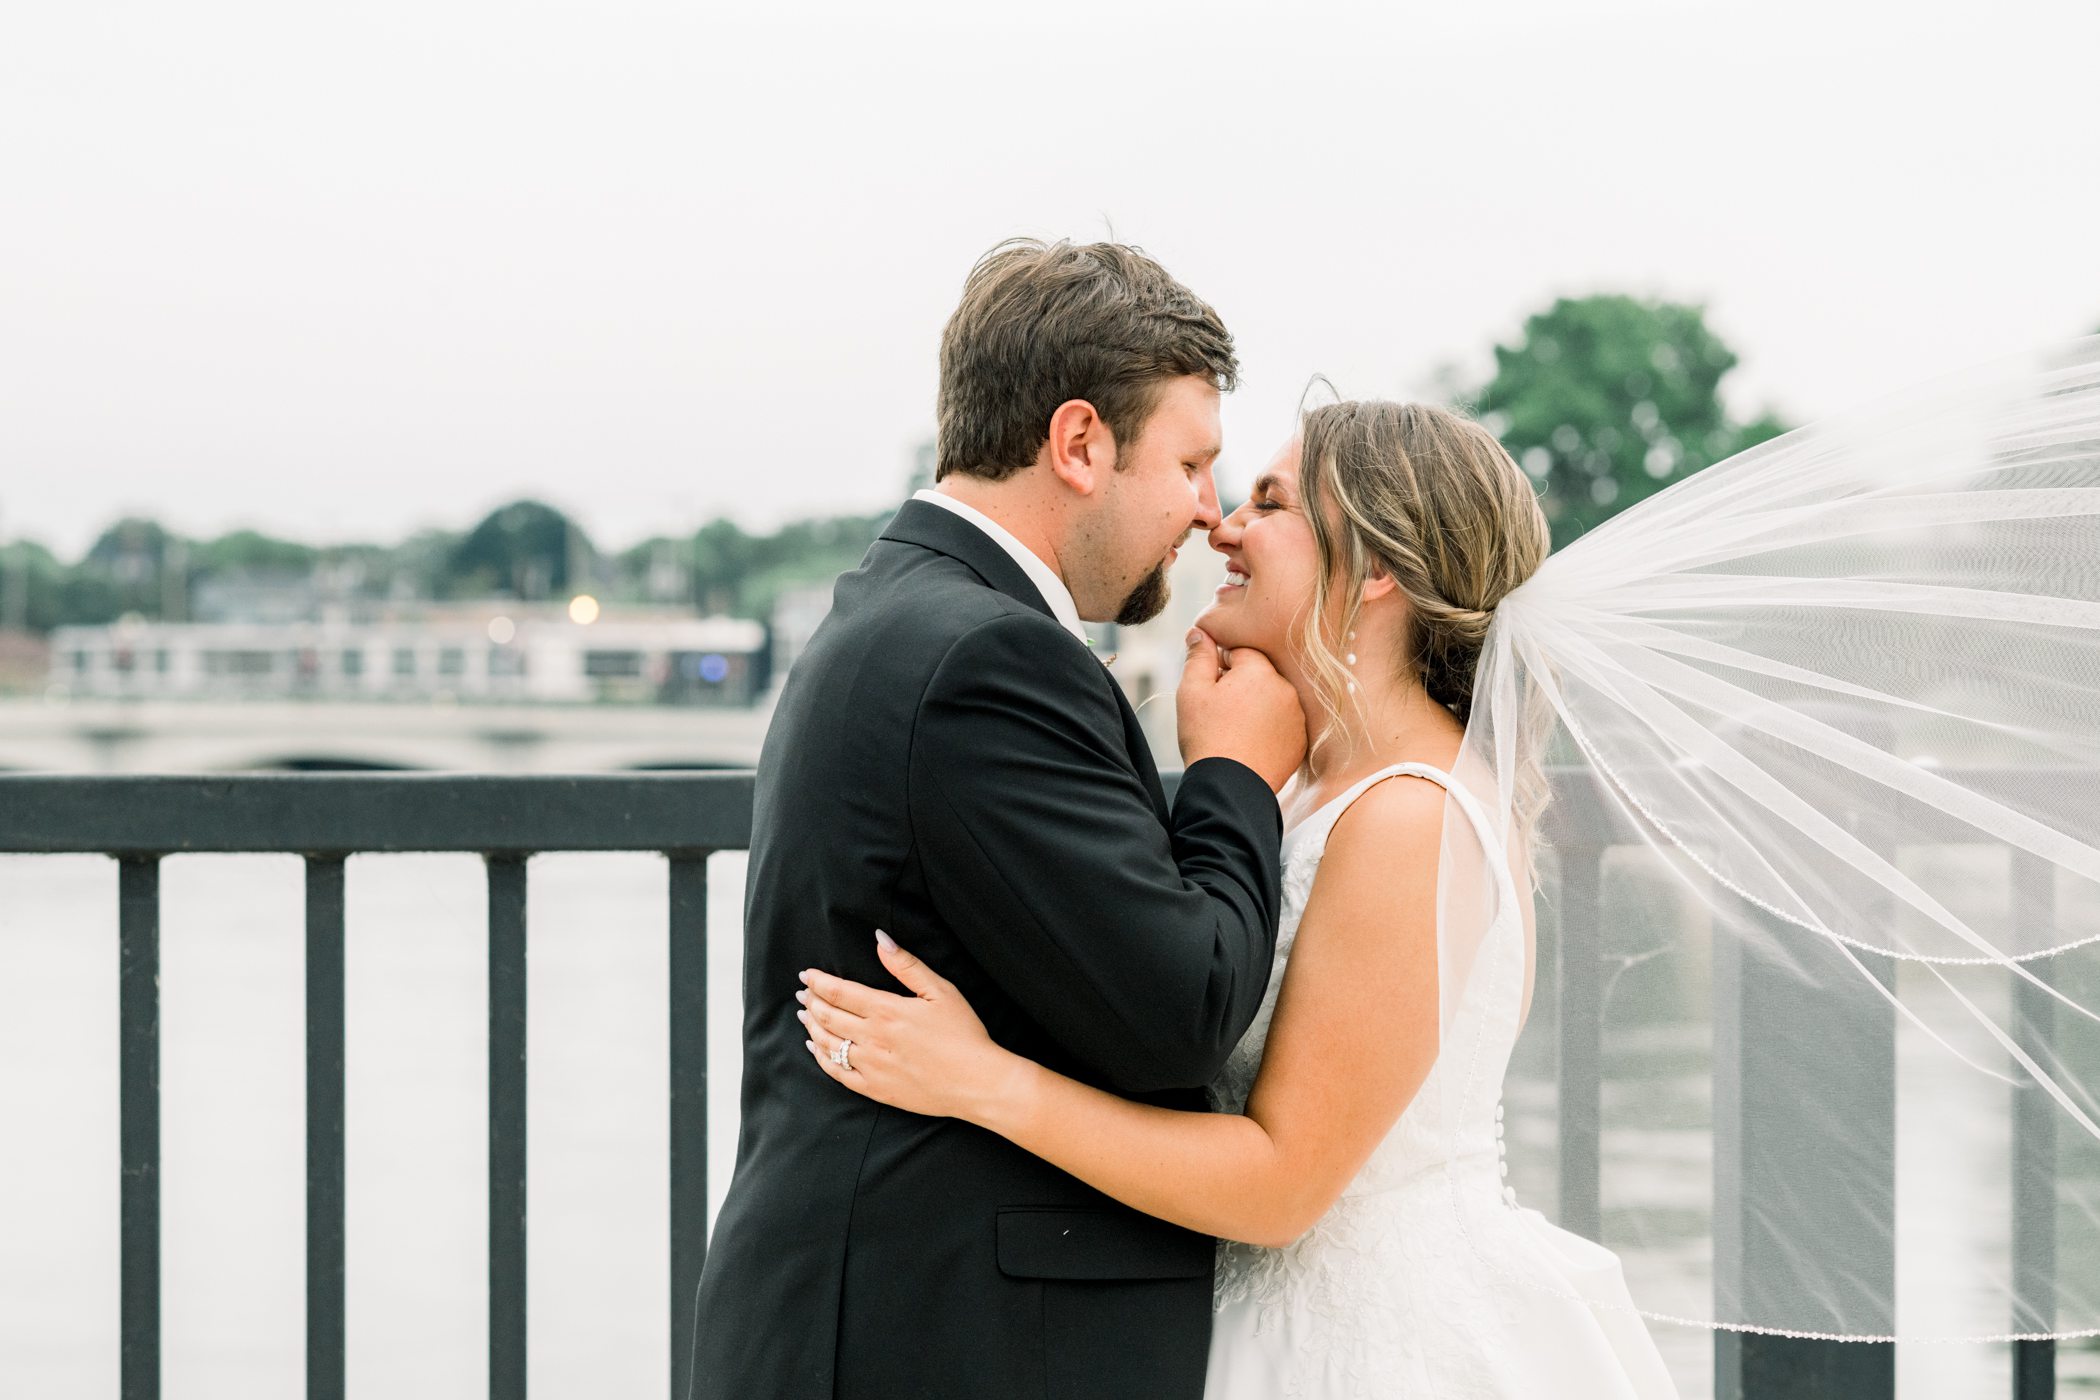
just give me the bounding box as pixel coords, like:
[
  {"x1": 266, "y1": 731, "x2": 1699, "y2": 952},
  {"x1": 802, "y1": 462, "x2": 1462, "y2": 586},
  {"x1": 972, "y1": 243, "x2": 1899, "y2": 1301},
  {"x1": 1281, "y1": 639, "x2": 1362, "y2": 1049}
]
[{"x1": 798, "y1": 932, "x2": 1021, "y2": 1123}]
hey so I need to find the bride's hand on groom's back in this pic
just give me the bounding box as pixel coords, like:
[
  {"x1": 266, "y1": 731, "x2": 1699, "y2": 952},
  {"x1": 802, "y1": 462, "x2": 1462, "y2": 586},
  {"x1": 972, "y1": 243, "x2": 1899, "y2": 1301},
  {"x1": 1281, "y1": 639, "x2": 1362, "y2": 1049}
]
[
  {"x1": 1178, "y1": 626, "x2": 1307, "y2": 793},
  {"x1": 797, "y1": 932, "x2": 1025, "y2": 1125}
]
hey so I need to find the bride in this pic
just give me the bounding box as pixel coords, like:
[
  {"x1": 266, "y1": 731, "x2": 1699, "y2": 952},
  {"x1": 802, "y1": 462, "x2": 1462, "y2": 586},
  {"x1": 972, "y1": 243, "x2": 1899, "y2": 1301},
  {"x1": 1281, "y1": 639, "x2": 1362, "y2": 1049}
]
[{"x1": 796, "y1": 398, "x2": 1680, "y2": 1397}]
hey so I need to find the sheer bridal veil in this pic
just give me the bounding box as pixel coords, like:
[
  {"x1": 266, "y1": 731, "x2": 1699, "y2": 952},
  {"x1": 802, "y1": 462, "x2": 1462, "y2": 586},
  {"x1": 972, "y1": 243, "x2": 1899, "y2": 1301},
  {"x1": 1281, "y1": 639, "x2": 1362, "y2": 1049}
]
[{"x1": 1440, "y1": 335, "x2": 2100, "y2": 1343}]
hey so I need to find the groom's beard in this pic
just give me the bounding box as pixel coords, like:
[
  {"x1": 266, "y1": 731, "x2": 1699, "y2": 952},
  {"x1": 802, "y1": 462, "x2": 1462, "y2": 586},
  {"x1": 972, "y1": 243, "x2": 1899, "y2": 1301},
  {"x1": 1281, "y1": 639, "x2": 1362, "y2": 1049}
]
[{"x1": 1113, "y1": 563, "x2": 1171, "y2": 627}]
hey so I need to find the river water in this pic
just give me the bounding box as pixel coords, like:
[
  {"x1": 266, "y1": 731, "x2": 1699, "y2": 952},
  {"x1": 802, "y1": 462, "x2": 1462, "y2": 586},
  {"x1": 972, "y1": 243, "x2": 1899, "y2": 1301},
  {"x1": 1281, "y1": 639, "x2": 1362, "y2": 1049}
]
[{"x1": 1, "y1": 850, "x2": 2095, "y2": 1397}]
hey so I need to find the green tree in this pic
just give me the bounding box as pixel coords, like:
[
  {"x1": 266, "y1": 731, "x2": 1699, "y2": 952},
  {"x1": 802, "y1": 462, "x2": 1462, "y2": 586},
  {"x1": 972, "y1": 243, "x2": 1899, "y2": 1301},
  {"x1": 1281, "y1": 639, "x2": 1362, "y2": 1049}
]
[
  {"x1": 736, "y1": 512, "x2": 887, "y2": 621},
  {"x1": 688, "y1": 518, "x2": 759, "y2": 614},
  {"x1": 445, "y1": 500, "x2": 593, "y2": 600},
  {"x1": 626, "y1": 512, "x2": 888, "y2": 620},
  {"x1": 6, "y1": 497, "x2": 893, "y2": 634},
  {"x1": 78, "y1": 517, "x2": 189, "y2": 619},
  {"x1": 1471, "y1": 296, "x2": 1787, "y2": 550},
  {"x1": 0, "y1": 539, "x2": 74, "y2": 632},
  {"x1": 190, "y1": 529, "x2": 317, "y2": 575},
  {"x1": 391, "y1": 527, "x2": 464, "y2": 600}
]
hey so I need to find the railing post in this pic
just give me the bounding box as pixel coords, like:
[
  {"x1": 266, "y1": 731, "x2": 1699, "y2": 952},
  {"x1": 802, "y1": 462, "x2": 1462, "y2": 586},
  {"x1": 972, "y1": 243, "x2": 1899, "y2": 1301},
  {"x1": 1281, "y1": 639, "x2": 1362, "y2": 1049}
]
[
  {"x1": 669, "y1": 853, "x2": 710, "y2": 1400},
  {"x1": 1554, "y1": 845, "x2": 1603, "y2": 1242},
  {"x1": 305, "y1": 855, "x2": 348, "y2": 1400},
  {"x1": 487, "y1": 855, "x2": 529, "y2": 1400},
  {"x1": 119, "y1": 855, "x2": 162, "y2": 1400},
  {"x1": 2011, "y1": 853, "x2": 2059, "y2": 1400},
  {"x1": 1713, "y1": 886, "x2": 1896, "y2": 1395}
]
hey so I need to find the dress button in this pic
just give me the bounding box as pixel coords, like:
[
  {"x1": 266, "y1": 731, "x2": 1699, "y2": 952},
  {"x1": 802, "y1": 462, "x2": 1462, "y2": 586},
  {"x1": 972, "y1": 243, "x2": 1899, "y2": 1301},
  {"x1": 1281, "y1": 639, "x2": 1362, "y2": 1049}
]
[{"x1": 1499, "y1": 1160, "x2": 1509, "y2": 1178}]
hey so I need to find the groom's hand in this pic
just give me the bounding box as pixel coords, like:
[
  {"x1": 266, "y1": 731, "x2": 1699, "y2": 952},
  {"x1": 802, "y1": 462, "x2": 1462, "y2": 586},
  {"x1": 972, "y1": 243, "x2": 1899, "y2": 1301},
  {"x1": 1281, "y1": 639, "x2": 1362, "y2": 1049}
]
[{"x1": 1177, "y1": 626, "x2": 1307, "y2": 793}]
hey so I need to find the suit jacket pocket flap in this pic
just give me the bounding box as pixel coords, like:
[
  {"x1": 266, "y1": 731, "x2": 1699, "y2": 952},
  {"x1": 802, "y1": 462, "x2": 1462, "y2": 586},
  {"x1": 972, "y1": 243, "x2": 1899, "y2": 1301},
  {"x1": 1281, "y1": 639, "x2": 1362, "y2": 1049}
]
[{"x1": 995, "y1": 1207, "x2": 1212, "y2": 1281}]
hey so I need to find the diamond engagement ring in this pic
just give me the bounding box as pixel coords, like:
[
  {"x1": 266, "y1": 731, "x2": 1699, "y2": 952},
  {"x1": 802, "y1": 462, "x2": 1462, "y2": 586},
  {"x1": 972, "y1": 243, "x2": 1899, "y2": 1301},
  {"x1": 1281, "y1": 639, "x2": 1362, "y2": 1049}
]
[{"x1": 832, "y1": 1038, "x2": 853, "y2": 1072}]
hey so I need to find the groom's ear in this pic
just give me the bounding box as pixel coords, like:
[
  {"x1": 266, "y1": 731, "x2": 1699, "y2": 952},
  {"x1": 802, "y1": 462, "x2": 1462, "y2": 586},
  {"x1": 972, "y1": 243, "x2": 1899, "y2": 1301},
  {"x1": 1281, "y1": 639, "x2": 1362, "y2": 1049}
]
[{"x1": 1043, "y1": 398, "x2": 1115, "y2": 497}]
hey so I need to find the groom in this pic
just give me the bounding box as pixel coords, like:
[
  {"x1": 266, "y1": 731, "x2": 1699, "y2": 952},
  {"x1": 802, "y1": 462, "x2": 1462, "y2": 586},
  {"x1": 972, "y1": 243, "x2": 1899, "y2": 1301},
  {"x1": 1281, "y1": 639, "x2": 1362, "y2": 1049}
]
[{"x1": 690, "y1": 238, "x2": 1306, "y2": 1399}]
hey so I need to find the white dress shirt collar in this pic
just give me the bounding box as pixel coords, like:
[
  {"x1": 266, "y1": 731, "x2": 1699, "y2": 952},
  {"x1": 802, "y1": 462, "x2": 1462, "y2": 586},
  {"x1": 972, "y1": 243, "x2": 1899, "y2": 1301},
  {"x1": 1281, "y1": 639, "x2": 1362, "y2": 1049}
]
[{"x1": 912, "y1": 489, "x2": 1088, "y2": 644}]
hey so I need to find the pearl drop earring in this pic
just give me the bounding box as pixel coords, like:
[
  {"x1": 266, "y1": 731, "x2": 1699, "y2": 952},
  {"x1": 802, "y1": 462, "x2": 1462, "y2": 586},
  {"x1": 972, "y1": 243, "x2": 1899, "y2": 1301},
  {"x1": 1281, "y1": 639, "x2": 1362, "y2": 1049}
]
[{"x1": 1346, "y1": 629, "x2": 1359, "y2": 692}]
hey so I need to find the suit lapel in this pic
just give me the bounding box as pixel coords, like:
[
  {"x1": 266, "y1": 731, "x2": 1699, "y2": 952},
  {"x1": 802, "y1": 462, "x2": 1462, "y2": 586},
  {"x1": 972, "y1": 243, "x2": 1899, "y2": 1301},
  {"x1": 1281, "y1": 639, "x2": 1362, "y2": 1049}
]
[
  {"x1": 1109, "y1": 675, "x2": 1169, "y2": 822},
  {"x1": 880, "y1": 499, "x2": 1060, "y2": 625},
  {"x1": 882, "y1": 497, "x2": 1167, "y2": 819}
]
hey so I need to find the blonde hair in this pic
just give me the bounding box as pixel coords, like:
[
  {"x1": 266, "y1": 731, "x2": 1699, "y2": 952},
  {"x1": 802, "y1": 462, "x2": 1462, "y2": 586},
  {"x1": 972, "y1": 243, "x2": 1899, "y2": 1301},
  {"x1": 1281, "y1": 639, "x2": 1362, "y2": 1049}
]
[{"x1": 1294, "y1": 400, "x2": 1550, "y2": 779}]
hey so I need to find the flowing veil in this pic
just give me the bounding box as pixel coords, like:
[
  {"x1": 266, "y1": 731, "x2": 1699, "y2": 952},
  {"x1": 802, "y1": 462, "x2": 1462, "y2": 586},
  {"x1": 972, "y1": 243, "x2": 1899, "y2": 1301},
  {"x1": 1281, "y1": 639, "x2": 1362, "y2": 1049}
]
[{"x1": 1439, "y1": 335, "x2": 2100, "y2": 1343}]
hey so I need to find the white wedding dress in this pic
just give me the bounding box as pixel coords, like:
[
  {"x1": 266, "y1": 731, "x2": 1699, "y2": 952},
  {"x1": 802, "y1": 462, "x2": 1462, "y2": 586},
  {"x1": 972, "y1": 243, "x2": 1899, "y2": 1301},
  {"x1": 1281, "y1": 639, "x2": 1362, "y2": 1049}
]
[{"x1": 1204, "y1": 762, "x2": 1679, "y2": 1399}]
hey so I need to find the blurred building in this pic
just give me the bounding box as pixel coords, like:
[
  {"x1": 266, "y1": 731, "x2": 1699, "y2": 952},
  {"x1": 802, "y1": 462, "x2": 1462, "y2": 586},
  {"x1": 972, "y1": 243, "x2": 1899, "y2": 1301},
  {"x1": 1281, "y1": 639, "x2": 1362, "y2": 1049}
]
[
  {"x1": 0, "y1": 627, "x2": 50, "y2": 696},
  {"x1": 190, "y1": 567, "x2": 331, "y2": 625},
  {"x1": 46, "y1": 606, "x2": 768, "y2": 706}
]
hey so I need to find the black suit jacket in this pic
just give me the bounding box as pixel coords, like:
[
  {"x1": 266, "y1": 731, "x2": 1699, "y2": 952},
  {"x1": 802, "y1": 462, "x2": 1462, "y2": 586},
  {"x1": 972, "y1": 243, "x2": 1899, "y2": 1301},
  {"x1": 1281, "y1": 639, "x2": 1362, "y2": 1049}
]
[{"x1": 690, "y1": 498, "x2": 1284, "y2": 1399}]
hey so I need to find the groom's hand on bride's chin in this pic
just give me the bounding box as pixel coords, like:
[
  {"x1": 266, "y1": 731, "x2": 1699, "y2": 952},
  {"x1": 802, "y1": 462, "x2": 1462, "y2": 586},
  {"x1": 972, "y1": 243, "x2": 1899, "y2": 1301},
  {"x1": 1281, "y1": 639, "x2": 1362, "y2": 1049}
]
[{"x1": 1177, "y1": 626, "x2": 1308, "y2": 794}]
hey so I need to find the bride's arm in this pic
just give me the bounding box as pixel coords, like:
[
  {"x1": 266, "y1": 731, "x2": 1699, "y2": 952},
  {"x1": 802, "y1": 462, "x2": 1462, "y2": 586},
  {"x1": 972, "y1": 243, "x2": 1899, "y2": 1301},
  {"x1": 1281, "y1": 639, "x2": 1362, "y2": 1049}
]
[{"x1": 798, "y1": 775, "x2": 1445, "y2": 1250}]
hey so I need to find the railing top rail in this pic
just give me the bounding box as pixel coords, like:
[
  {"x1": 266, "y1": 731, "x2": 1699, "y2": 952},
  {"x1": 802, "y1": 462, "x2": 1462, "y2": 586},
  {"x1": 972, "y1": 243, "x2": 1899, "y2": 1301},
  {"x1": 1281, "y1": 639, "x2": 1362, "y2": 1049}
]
[
  {"x1": 0, "y1": 764, "x2": 2084, "y2": 858},
  {"x1": 0, "y1": 771, "x2": 755, "y2": 855}
]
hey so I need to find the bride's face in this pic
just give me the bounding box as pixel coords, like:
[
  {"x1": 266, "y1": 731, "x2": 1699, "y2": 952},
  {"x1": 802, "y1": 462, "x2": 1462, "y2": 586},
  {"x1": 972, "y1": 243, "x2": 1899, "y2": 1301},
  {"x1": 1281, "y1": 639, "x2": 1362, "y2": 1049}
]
[{"x1": 1194, "y1": 436, "x2": 1321, "y2": 660}]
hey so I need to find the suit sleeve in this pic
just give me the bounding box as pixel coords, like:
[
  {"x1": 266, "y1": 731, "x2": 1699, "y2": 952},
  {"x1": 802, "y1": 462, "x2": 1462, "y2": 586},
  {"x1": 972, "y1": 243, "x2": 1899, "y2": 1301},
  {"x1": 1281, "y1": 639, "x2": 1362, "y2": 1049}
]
[{"x1": 907, "y1": 612, "x2": 1284, "y2": 1094}]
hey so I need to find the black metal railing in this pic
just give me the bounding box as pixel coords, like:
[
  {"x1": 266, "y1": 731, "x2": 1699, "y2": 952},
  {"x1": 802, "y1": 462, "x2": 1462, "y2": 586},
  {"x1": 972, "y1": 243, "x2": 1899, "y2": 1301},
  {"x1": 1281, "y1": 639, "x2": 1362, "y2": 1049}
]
[
  {"x1": 1538, "y1": 770, "x2": 2075, "y2": 1400},
  {"x1": 0, "y1": 767, "x2": 2074, "y2": 1399},
  {"x1": 1, "y1": 771, "x2": 748, "y2": 1400}
]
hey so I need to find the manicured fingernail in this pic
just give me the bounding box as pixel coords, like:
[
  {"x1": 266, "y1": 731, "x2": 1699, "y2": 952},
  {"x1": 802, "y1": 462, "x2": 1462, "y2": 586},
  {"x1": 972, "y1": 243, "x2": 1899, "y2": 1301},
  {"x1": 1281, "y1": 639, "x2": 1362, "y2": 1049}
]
[
  {"x1": 875, "y1": 929, "x2": 897, "y2": 951},
  {"x1": 798, "y1": 970, "x2": 813, "y2": 984},
  {"x1": 794, "y1": 989, "x2": 808, "y2": 1005},
  {"x1": 1186, "y1": 628, "x2": 1202, "y2": 646},
  {"x1": 795, "y1": 1010, "x2": 808, "y2": 1026},
  {"x1": 804, "y1": 1040, "x2": 815, "y2": 1053}
]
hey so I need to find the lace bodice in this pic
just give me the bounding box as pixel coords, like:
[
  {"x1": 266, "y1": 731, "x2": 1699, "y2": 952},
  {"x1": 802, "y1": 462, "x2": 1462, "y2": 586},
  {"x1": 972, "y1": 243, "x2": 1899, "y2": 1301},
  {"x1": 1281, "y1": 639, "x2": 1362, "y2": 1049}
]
[{"x1": 1208, "y1": 761, "x2": 1531, "y2": 1323}]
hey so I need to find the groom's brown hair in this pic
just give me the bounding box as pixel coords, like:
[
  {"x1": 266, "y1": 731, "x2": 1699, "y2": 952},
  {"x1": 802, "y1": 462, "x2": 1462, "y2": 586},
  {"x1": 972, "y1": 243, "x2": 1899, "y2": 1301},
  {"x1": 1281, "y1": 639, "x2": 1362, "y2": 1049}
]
[{"x1": 935, "y1": 238, "x2": 1238, "y2": 483}]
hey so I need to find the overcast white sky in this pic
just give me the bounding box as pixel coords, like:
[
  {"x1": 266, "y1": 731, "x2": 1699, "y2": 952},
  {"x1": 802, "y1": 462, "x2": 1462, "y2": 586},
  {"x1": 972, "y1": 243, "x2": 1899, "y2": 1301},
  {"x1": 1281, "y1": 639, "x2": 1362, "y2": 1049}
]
[{"x1": 3, "y1": 0, "x2": 2096, "y2": 561}]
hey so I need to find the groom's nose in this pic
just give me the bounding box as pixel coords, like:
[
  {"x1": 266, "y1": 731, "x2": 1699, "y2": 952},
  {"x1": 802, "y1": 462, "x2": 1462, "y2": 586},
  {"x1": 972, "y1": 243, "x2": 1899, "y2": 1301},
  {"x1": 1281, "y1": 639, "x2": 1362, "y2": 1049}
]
[{"x1": 1191, "y1": 465, "x2": 1223, "y2": 531}]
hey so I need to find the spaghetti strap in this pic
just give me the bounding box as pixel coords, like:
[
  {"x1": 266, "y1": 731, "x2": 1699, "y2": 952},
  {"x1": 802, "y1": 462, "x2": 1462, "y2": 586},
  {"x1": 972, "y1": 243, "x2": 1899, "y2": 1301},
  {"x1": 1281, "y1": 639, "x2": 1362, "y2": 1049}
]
[{"x1": 1317, "y1": 762, "x2": 1521, "y2": 912}]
